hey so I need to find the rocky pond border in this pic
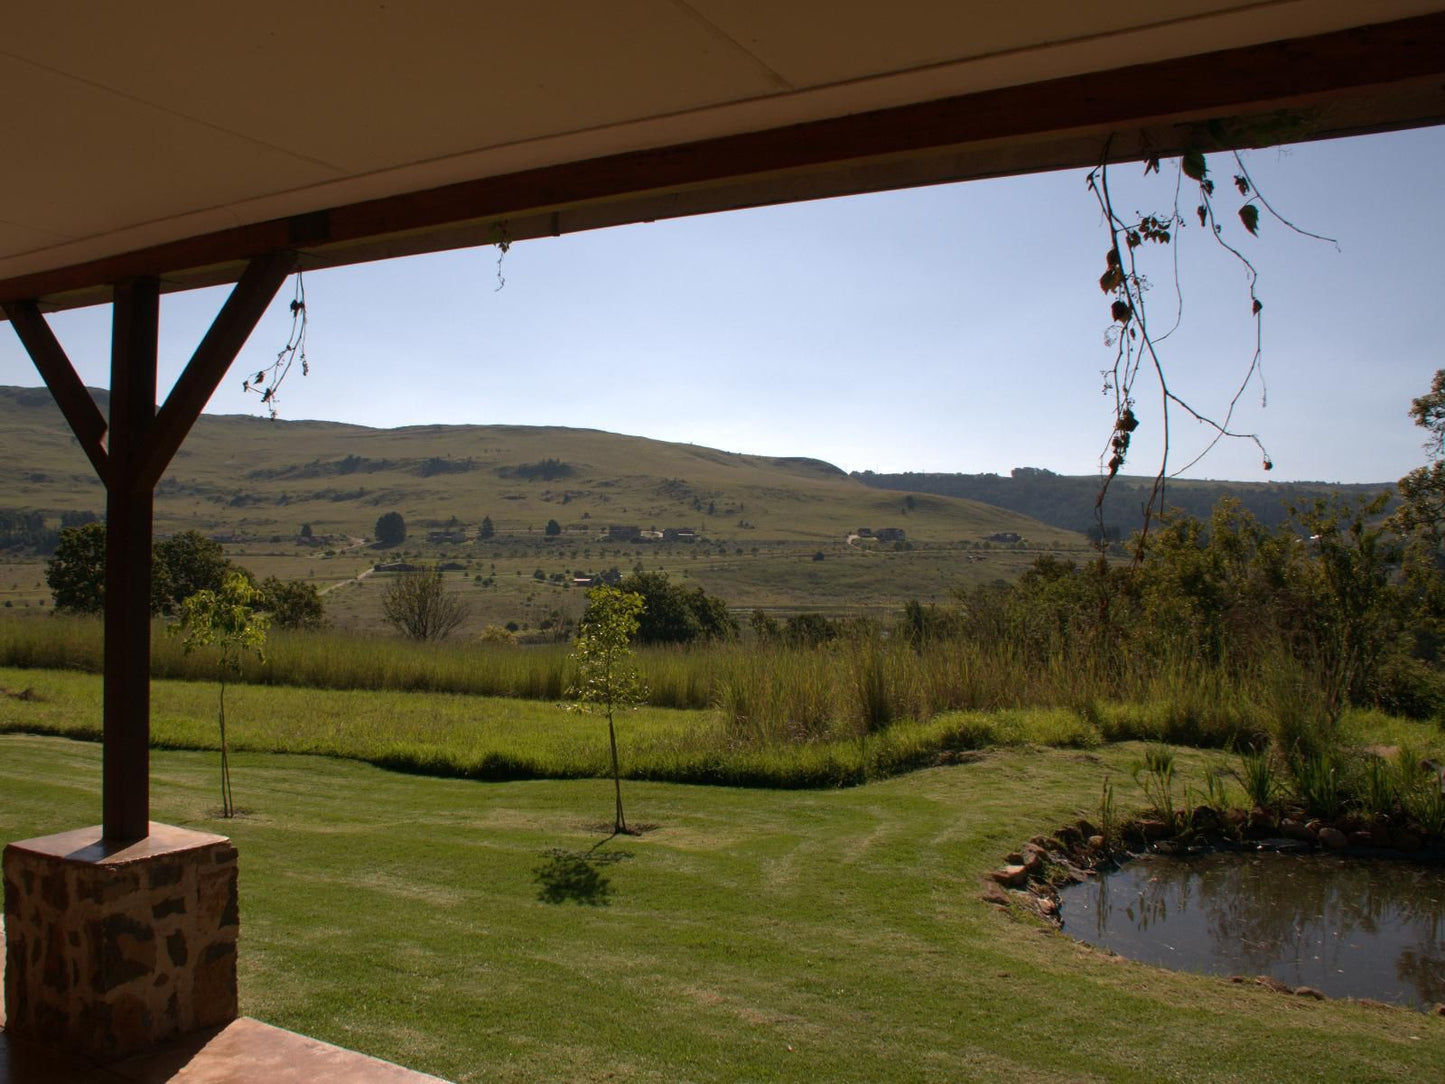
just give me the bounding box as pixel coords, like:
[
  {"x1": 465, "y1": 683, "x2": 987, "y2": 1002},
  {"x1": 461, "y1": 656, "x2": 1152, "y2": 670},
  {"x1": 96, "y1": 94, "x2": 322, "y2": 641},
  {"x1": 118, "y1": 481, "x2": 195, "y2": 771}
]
[{"x1": 981, "y1": 805, "x2": 1445, "y2": 1016}]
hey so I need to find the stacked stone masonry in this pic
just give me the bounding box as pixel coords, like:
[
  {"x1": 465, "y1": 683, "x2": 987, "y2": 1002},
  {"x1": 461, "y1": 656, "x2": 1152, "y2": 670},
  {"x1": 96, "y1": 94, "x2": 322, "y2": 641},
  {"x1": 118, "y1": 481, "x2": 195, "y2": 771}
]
[{"x1": 2, "y1": 823, "x2": 239, "y2": 1063}]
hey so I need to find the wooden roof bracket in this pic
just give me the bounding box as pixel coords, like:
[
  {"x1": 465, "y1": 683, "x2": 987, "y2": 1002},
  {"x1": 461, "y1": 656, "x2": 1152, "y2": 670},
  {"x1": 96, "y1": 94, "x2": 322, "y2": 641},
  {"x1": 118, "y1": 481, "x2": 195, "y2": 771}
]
[{"x1": 2, "y1": 251, "x2": 298, "y2": 840}]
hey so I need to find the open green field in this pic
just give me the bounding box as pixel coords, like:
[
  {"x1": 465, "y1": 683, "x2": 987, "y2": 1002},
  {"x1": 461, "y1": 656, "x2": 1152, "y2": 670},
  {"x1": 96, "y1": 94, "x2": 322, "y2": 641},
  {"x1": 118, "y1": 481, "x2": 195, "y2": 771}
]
[
  {"x1": 3, "y1": 733, "x2": 1441, "y2": 1082},
  {"x1": 308, "y1": 537, "x2": 1075, "y2": 636},
  {"x1": 2, "y1": 532, "x2": 1089, "y2": 643},
  {"x1": 0, "y1": 535, "x2": 1086, "y2": 636}
]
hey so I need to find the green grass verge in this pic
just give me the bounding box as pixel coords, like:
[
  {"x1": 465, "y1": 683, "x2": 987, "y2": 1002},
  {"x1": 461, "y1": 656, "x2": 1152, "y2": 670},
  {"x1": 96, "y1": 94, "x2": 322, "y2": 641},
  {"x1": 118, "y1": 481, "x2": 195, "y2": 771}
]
[
  {"x1": 2, "y1": 734, "x2": 1440, "y2": 1082},
  {"x1": 6, "y1": 667, "x2": 1441, "y2": 793},
  {"x1": 0, "y1": 667, "x2": 1091, "y2": 789}
]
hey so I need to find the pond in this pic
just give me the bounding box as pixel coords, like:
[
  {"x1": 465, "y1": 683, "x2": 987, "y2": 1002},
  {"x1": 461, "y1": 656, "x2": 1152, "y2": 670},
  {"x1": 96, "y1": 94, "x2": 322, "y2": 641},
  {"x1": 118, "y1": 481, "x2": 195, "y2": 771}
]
[{"x1": 1058, "y1": 852, "x2": 1445, "y2": 1008}]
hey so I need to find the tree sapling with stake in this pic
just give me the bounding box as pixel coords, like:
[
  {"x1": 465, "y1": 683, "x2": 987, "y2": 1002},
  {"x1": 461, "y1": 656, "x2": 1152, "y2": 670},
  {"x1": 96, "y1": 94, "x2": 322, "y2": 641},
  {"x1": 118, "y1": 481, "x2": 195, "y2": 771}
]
[
  {"x1": 173, "y1": 571, "x2": 269, "y2": 818},
  {"x1": 568, "y1": 585, "x2": 647, "y2": 835}
]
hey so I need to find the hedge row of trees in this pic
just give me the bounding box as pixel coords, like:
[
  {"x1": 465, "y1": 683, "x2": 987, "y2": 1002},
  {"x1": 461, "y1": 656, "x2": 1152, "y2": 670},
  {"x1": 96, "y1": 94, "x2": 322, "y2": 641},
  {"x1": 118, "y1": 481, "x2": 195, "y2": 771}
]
[
  {"x1": 929, "y1": 493, "x2": 1444, "y2": 719},
  {"x1": 45, "y1": 523, "x2": 323, "y2": 629},
  {"x1": 0, "y1": 509, "x2": 97, "y2": 554}
]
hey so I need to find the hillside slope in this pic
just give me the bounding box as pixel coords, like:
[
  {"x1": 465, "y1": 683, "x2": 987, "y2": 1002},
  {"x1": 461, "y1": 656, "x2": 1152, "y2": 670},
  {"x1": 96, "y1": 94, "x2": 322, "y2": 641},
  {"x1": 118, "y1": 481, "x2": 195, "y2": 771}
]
[
  {"x1": 856, "y1": 467, "x2": 1394, "y2": 539},
  {"x1": 0, "y1": 386, "x2": 1077, "y2": 547}
]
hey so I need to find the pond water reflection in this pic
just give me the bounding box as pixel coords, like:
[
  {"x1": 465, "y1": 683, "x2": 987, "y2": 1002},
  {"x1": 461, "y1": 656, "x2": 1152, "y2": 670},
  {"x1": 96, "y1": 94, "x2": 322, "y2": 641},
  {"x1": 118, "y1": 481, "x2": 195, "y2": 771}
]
[{"x1": 1058, "y1": 853, "x2": 1445, "y2": 1007}]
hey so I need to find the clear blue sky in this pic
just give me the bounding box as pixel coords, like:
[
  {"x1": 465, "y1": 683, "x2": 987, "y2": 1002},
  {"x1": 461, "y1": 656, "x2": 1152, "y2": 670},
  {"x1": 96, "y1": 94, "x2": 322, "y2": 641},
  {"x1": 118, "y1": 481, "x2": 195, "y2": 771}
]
[{"x1": 3, "y1": 126, "x2": 1441, "y2": 485}]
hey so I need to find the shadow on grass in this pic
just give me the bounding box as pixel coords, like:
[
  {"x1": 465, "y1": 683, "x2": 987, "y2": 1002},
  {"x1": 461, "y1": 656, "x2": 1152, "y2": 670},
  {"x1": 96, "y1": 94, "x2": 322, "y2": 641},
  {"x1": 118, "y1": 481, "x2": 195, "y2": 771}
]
[{"x1": 533, "y1": 841, "x2": 633, "y2": 906}]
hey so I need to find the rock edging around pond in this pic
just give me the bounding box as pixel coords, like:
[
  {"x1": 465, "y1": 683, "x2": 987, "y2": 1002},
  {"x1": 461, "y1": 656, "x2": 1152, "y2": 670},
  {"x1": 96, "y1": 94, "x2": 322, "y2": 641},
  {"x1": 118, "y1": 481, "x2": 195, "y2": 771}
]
[{"x1": 980, "y1": 808, "x2": 1445, "y2": 1016}]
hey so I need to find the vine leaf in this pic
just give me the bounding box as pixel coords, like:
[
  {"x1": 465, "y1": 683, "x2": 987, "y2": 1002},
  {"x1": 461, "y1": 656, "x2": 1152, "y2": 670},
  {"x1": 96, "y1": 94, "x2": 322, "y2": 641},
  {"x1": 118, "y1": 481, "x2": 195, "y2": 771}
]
[
  {"x1": 1181, "y1": 150, "x2": 1208, "y2": 182},
  {"x1": 1239, "y1": 204, "x2": 1261, "y2": 235}
]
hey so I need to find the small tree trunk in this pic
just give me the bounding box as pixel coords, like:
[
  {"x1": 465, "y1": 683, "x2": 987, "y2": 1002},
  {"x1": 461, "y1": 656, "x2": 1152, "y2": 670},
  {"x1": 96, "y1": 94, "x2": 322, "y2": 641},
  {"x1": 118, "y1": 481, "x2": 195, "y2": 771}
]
[
  {"x1": 607, "y1": 711, "x2": 626, "y2": 834},
  {"x1": 218, "y1": 671, "x2": 233, "y2": 818}
]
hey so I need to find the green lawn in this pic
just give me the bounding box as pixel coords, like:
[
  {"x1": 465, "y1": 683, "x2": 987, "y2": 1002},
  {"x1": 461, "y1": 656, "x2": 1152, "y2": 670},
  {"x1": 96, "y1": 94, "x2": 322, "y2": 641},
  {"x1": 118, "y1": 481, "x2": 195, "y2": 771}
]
[
  {"x1": 0, "y1": 665, "x2": 705, "y2": 779},
  {"x1": 3, "y1": 733, "x2": 1440, "y2": 1082}
]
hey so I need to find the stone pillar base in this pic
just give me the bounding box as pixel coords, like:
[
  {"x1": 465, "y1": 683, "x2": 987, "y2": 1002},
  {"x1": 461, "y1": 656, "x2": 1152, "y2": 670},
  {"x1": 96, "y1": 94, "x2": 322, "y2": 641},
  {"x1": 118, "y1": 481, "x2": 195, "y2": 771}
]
[{"x1": 3, "y1": 823, "x2": 239, "y2": 1064}]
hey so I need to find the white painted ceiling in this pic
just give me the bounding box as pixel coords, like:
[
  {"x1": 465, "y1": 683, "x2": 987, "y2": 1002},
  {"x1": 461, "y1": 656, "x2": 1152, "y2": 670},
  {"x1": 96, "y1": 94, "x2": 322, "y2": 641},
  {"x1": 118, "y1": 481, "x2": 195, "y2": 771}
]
[{"x1": 1, "y1": 0, "x2": 1441, "y2": 285}]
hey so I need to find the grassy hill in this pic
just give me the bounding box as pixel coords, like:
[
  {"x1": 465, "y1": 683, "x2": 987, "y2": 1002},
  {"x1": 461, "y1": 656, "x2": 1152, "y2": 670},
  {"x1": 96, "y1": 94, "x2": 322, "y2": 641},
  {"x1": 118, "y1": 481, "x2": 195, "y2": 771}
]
[
  {"x1": 857, "y1": 466, "x2": 1394, "y2": 539},
  {"x1": 0, "y1": 386, "x2": 1091, "y2": 629},
  {"x1": 0, "y1": 385, "x2": 1075, "y2": 546}
]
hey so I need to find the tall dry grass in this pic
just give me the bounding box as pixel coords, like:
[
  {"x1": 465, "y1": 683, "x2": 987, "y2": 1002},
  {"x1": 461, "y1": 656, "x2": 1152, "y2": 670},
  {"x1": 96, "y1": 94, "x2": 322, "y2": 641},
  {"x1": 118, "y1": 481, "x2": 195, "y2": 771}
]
[{"x1": 0, "y1": 614, "x2": 1402, "y2": 760}]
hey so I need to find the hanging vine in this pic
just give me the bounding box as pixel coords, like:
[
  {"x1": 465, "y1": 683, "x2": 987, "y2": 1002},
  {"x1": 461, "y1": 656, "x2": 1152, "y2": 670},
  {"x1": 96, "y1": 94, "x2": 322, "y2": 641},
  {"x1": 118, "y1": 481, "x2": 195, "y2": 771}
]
[
  {"x1": 1087, "y1": 139, "x2": 1336, "y2": 559},
  {"x1": 243, "y1": 270, "x2": 310, "y2": 419},
  {"x1": 492, "y1": 223, "x2": 512, "y2": 292}
]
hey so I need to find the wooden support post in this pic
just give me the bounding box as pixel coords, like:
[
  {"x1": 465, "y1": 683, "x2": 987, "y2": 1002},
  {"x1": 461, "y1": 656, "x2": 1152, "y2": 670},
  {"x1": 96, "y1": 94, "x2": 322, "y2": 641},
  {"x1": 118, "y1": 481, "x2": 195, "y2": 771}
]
[
  {"x1": 4, "y1": 257, "x2": 296, "y2": 1069},
  {"x1": 103, "y1": 277, "x2": 159, "y2": 840},
  {"x1": 3, "y1": 254, "x2": 295, "y2": 841}
]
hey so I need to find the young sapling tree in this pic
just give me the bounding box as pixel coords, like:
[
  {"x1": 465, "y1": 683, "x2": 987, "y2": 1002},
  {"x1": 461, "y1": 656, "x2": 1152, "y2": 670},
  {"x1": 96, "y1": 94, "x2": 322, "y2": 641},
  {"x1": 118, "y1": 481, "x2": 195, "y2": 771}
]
[
  {"x1": 568, "y1": 585, "x2": 647, "y2": 835},
  {"x1": 173, "y1": 571, "x2": 269, "y2": 817}
]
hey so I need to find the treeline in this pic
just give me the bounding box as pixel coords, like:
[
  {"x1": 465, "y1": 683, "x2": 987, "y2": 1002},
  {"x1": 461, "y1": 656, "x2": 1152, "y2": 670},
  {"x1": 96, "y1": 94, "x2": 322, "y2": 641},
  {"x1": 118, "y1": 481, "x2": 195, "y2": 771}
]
[
  {"x1": 0, "y1": 509, "x2": 97, "y2": 555},
  {"x1": 853, "y1": 466, "x2": 1390, "y2": 539},
  {"x1": 923, "y1": 494, "x2": 1444, "y2": 723},
  {"x1": 45, "y1": 522, "x2": 323, "y2": 629}
]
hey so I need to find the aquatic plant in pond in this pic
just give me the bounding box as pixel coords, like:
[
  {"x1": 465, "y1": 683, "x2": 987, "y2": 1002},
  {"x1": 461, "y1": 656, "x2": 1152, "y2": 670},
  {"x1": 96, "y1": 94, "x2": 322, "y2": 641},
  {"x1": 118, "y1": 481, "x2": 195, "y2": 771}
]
[
  {"x1": 1233, "y1": 744, "x2": 1278, "y2": 809},
  {"x1": 1098, "y1": 777, "x2": 1118, "y2": 853},
  {"x1": 1290, "y1": 748, "x2": 1346, "y2": 819},
  {"x1": 1130, "y1": 744, "x2": 1178, "y2": 833}
]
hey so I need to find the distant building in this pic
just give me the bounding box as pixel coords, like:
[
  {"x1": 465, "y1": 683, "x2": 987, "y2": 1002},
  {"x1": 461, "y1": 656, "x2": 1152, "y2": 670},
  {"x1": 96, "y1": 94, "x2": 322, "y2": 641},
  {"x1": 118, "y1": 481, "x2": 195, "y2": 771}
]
[
  {"x1": 875, "y1": 527, "x2": 906, "y2": 542},
  {"x1": 573, "y1": 576, "x2": 595, "y2": 588},
  {"x1": 426, "y1": 529, "x2": 468, "y2": 543},
  {"x1": 986, "y1": 531, "x2": 1021, "y2": 543},
  {"x1": 639, "y1": 529, "x2": 664, "y2": 541},
  {"x1": 856, "y1": 527, "x2": 874, "y2": 537},
  {"x1": 608, "y1": 525, "x2": 641, "y2": 541},
  {"x1": 662, "y1": 527, "x2": 696, "y2": 542}
]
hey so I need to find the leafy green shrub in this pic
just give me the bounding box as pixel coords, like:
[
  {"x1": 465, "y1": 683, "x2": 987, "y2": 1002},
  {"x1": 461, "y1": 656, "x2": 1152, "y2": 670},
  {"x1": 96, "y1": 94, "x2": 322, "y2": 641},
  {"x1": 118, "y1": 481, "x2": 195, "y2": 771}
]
[{"x1": 1369, "y1": 654, "x2": 1445, "y2": 720}]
